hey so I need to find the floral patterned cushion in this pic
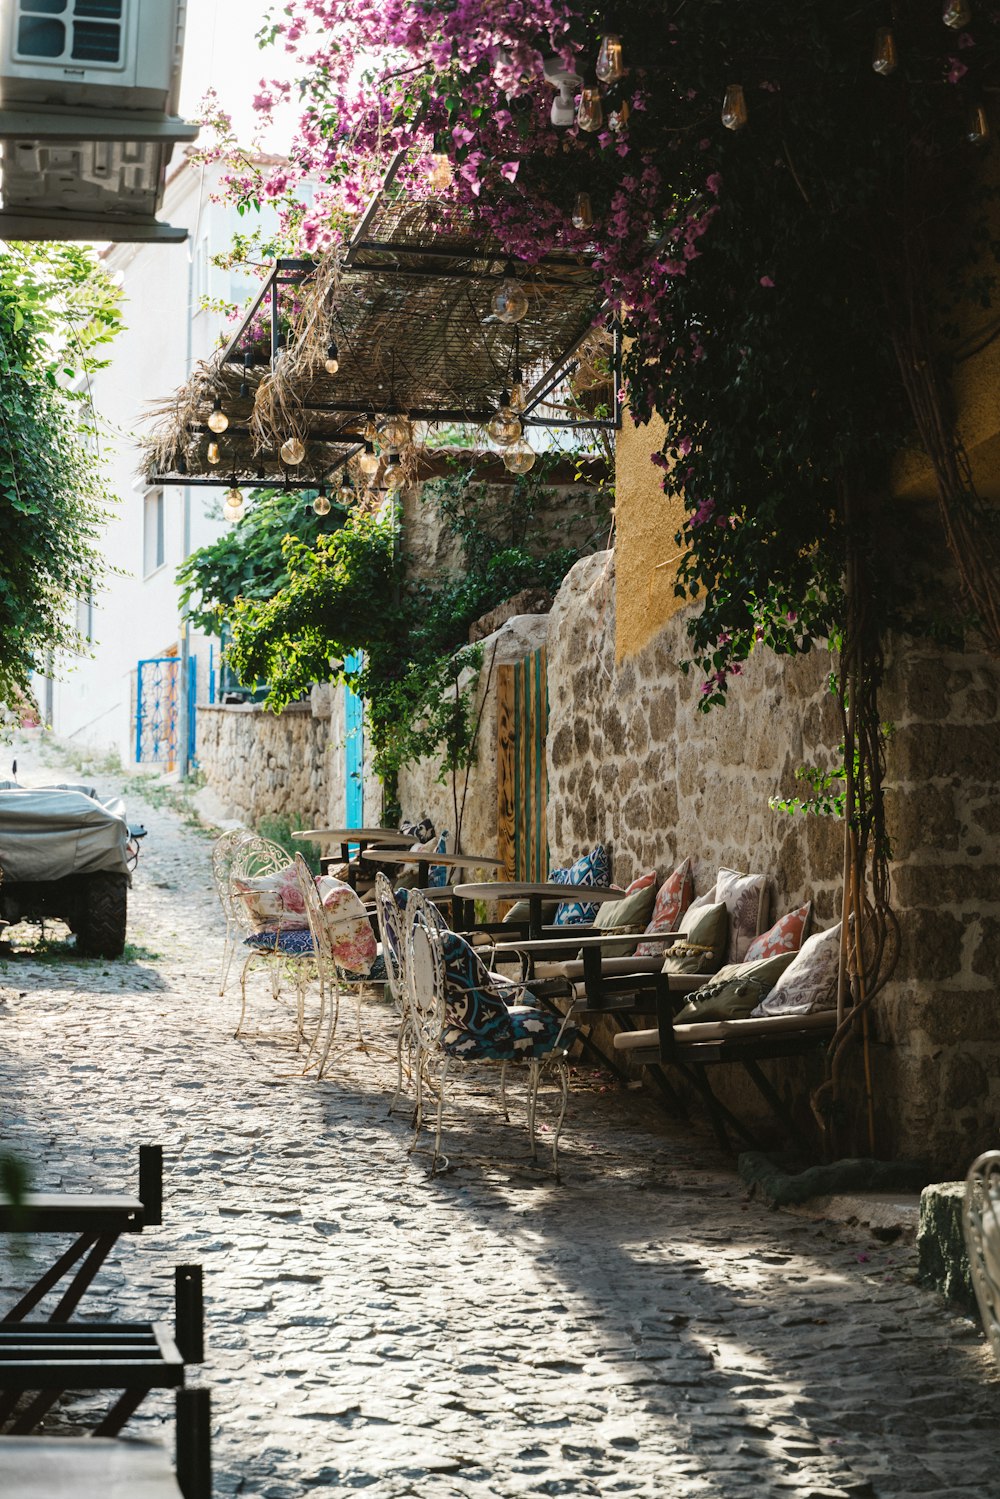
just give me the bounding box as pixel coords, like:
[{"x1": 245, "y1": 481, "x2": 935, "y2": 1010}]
[
  {"x1": 744, "y1": 902, "x2": 811, "y2": 964},
  {"x1": 635, "y1": 859, "x2": 694, "y2": 955},
  {"x1": 439, "y1": 932, "x2": 575, "y2": 1060},
  {"x1": 315, "y1": 876, "x2": 378, "y2": 975},
  {"x1": 550, "y1": 844, "x2": 611, "y2": 926},
  {"x1": 750, "y1": 923, "x2": 841, "y2": 1017},
  {"x1": 715, "y1": 867, "x2": 769, "y2": 964},
  {"x1": 233, "y1": 864, "x2": 309, "y2": 932}
]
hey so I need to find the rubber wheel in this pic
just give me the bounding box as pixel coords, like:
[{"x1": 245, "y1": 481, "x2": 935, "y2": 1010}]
[{"x1": 75, "y1": 873, "x2": 128, "y2": 958}]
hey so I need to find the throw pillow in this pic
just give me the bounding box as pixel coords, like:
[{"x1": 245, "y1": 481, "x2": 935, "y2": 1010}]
[
  {"x1": 635, "y1": 859, "x2": 694, "y2": 955},
  {"x1": 744, "y1": 902, "x2": 812, "y2": 964},
  {"x1": 592, "y1": 870, "x2": 657, "y2": 956},
  {"x1": 233, "y1": 863, "x2": 308, "y2": 933},
  {"x1": 715, "y1": 866, "x2": 769, "y2": 964},
  {"x1": 550, "y1": 844, "x2": 611, "y2": 925},
  {"x1": 675, "y1": 950, "x2": 797, "y2": 1024},
  {"x1": 750, "y1": 922, "x2": 842, "y2": 1017},
  {"x1": 315, "y1": 877, "x2": 378, "y2": 976},
  {"x1": 502, "y1": 898, "x2": 557, "y2": 926},
  {"x1": 661, "y1": 901, "x2": 728, "y2": 975}
]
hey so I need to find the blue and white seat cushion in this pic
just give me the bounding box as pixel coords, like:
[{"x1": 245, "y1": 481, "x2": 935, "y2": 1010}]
[
  {"x1": 550, "y1": 844, "x2": 611, "y2": 926},
  {"x1": 244, "y1": 930, "x2": 387, "y2": 981},
  {"x1": 428, "y1": 830, "x2": 449, "y2": 888},
  {"x1": 439, "y1": 932, "x2": 575, "y2": 1060}
]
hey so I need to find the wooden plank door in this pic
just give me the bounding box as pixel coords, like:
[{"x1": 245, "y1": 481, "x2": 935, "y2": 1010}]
[{"x1": 497, "y1": 647, "x2": 549, "y2": 882}]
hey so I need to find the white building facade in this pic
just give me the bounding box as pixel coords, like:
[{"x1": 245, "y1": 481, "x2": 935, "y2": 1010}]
[{"x1": 41, "y1": 156, "x2": 269, "y2": 771}]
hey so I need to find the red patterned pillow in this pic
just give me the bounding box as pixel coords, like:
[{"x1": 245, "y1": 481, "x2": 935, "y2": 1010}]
[
  {"x1": 635, "y1": 859, "x2": 694, "y2": 956},
  {"x1": 744, "y1": 902, "x2": 811, "y2": 964}
]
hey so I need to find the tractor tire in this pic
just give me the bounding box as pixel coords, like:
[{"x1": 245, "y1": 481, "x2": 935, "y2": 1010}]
[{"x1": 75, "y1": 873, "x2": 128, "y2": 958}]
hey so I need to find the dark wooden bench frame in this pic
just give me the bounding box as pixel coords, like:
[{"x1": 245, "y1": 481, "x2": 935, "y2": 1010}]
[{"x1": 0, "y1": 1145, "x2": 163, "y2": 1324}]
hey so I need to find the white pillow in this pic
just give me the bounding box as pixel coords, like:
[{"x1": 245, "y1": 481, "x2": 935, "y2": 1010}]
[{"x1": 750, "y1": 922, "x2": 842, "y2": 1017}]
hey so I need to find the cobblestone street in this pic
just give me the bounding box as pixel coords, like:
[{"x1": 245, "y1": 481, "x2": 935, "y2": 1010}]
[{"x1": 1, "y1": 736, "x2": 999, "y2": 1499}]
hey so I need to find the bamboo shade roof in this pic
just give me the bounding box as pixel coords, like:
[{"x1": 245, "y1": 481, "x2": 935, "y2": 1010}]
[{"x1": 144, "y1": 163, "x2": 614, "y2": 490}]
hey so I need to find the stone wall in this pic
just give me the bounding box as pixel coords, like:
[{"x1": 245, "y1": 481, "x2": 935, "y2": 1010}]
[
  {"x1": 546, "y1": 549, "x2": 1000, "y2": 1173},
  {"x1": 196, "y1": 690, "x2": 333, "y2": 830}
]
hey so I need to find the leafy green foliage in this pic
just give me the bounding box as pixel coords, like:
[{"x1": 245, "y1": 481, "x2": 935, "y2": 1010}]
[{"x1": 0, "y1": 243, "x2": 123, "y2": 711}]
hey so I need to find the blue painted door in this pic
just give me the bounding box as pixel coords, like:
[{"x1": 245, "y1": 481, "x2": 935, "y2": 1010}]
[{"x1": 344, "y1": 651, "x2": 364, "y2": 828}]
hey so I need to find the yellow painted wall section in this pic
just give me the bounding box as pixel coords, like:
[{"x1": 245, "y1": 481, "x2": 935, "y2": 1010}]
[{"x1": 615, "y1": 413, "x2": 688, "y2": 661}]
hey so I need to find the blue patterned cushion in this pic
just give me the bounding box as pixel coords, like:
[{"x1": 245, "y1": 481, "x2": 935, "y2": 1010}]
[
  {"x1": 428, "y1": 830, "x2": 449, "y2": 888},
  {"x1": 439, "y1": 932, "x2": 573, "y2": 1060},
  {"x1": 244, "y1": 929, "x2": 314, "y2": 956},
  {"x1": 550, "y1": 845, "x2": 611, "y2": 925}
]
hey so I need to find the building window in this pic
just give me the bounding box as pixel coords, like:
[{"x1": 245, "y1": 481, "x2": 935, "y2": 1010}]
[
  {"x1": 143, "y1": 489, "x2": 165, "y2": 577},
  {"x1": 75, "y1": 584, "x2": 94, "y2": 645}
]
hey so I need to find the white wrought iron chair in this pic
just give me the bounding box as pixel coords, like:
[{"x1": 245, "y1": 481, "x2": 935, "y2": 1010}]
[
  {"x1": 963, "y1": 1150, "x2": 1000, "y2": 1367},
  {"x1": 373, "y1": 872, "x2": 413, "y2": 1111},
  {"x1": 229, "y1": 835, "x2": 315, "y2": 1042},
  {"x1": 211, "y1": 827, "x2": 252, "y2": 998},
  {"x1": 405, "y1": 888, "x2": 576, "y2": 1178},
  {"x1": 292, "y1": 854, "x2": 384, "y2": 1078}
]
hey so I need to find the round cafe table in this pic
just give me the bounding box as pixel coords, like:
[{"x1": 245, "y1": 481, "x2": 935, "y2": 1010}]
[
  {"x1": 292, "y1": 827, "x2": 411, "y2": 883},
  {"x1": 363, "y1": 847, "x2": 505, "y2": 892},
  {"x1": 452, "y1": 880, "x2": 622, "y2": 940}
]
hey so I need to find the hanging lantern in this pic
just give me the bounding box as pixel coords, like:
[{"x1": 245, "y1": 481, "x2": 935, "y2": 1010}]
[
  {"x1": 312, "y1": 486, "x2": 332, "y2": 516},
  {"x1": 595, "y1": 34, "x2": 624, "y2": 85},
  {"x1": 503, "y1": 437, "x2": 536, "y2": 474},
  {"x1": 384, "y1": 455, "x2": 406, "y2": 490},
  {"x1": 324, "y1": 340, "x2": 340, "y2": 376},
  {"x1": 222, "y1": 486, "x2": 244, "y2": 522},
  {"x1": 872, "y1": 27, "x2": 898, "y2": 75},
  {"x1": 337, "y1": 484, "x2": 355, "y2": 506},
  {"x1": 572, "y1": 192, "x2": 594, "y2": 230},
  {"x1": 509, "y1": 374, "x2": 528, "y2": 413},
  {"x1": 206, "y1": 440, "x2": 221, "y2": 465},
  {"x1": 721, "y1": 84, "x2": 748, "y2": 131},
  {"x1": 358, "y1": 441, "x2": 380, "y2": 478},
  {"x1": 280, "y1": 435, "x2": 306, "y2": 466},
  {"x1": 577, "y1": 86, "x2": 604, "y2": 132},
  {"x1": 377, "y1": 409, "x2": 413, "y2": 449},
  {"x1": 492, "y1": 276, "x2": 530, "y2": 324},
  {"x1": 487, "y1": 393, "x2": 522, "y2": 447},
  {"x1": 967, "y1": 102, "x2": 990, "y2": 143},
  {"x1": 207, "y1": 397, "x2": 229, "y2": 434},
  {"x1": 943, "y1": 0, "x2": 972, "y2": 27}
]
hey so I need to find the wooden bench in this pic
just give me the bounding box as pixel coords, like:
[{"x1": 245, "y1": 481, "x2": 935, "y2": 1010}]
[
  {"x1": 0, "y1": 1145, "x2": 162, "y2": 1323},
  {"x1": 0, "y1": 1263, "x2": 204, "y2": 1437},
  {"x1": 0, "y1": 1387, "x2": 211, "y2": 1498},
  {"x1": 611, "y1": 975, "x2": 837, "y2": 1151}
]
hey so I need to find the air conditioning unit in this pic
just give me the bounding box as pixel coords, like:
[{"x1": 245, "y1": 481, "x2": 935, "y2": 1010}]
[{"x1": 1, "y1": 0, "x2": 186, "y2": 114}]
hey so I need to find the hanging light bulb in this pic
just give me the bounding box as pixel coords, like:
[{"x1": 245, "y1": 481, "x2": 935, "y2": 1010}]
[
  {"x1": 222, "y1": 485, "x2": 244, "y2": 522},
  {"x1": 503, "y1": 437, "x2": 536, "y2": 475},
  {"x1": 207, "y1": 440, "x2": 221, "y2": 465},
  {"x1": 721, "y1": 84, "x2": 748, "y2": 131},
  {"x1": 509, "y1": 372, "x2": 528, "y2": 413},
  {"x1": 312, "y1": 485, "x2": 332, "y2": 516},
  {"x1": 337, "y1": 484, "x2": 355, "y2": 506},
  {"x1": 487, "y1": 392, "x2": 523, "y2": 447},
  {"x1": 872, "y1": 27, "x2": 898, "y2": 75},
  {"x1": 492, "y1": 276, "x2": 530, "y2": 324},
  {"x1": 577, "y1": 86, "x2": 604, "y2": 132},
  {"x1": 208, "y1": 397, "x2": 229, "y2": 434},
  {"x1": 943, "y1": 0, "x2": 972, "y2": 27},
  {"x1": 967, "y1": 102, "x2": 990, "y2": 143},
  {"x1": 324, "y1": 340, "x2": 340, "y2": 376},
  {"x1": 572, "y1": 191, "x2": 594, "y2": 230},
  {"x1": 358, "y1": 440, "x2": 380, "y2": 478},
  {"x1": 384, "y1": 455, "x2": 406, "y2": 490},
  {"x1": 595, "y1": 34, "x2": 624, "y2": 84},
  {"x1": 280, "y1": 435, "x2": 306, "y2": 466},
  {"x1": 428, "y1": 153, "x2": 454, "y2": 190},
  {"x1": 378, "y1": 409, "x2": 413, "y2": 449}
]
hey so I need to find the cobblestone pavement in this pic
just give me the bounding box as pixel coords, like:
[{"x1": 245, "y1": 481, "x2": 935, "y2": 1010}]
[{"x1": 1, "y1": 732, "x2": 999, "y2": 1499}]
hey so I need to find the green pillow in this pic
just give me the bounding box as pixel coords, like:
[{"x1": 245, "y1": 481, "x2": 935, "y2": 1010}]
[
  {"x1": 590, "y1": 878, "x2": 657, "y2": 956},
  {"x1": 502, "y1": 899, "x2": 557, "y2": 926},
  {"x1": 674, "y1": 950, "x2": 797, "y2": 1023},
  {"x1": 662, "y1": 901, "x2": 728, "y2": 975}
]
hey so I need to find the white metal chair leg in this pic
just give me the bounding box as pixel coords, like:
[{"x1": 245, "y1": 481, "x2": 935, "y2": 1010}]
[
  {"x1": 315, "y1": 976, "x2": 342, "y2": 1078},
  {"x1": 432, "y1": 1057, "x2": 450, "y2": 1174}
]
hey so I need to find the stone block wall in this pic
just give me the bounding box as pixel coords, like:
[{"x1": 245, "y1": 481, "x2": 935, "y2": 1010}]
[
  {"x1": 546, "y1": 550, "x2": 1000, "y2": 1173},
  {"x1": 195, "y1": 695, "x2": 332, "y2": 830}
]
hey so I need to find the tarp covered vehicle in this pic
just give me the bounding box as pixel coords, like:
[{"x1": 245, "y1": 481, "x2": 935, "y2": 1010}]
[{"x1": 0, "y1": 786, "x2": 134, "y2": 957}]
